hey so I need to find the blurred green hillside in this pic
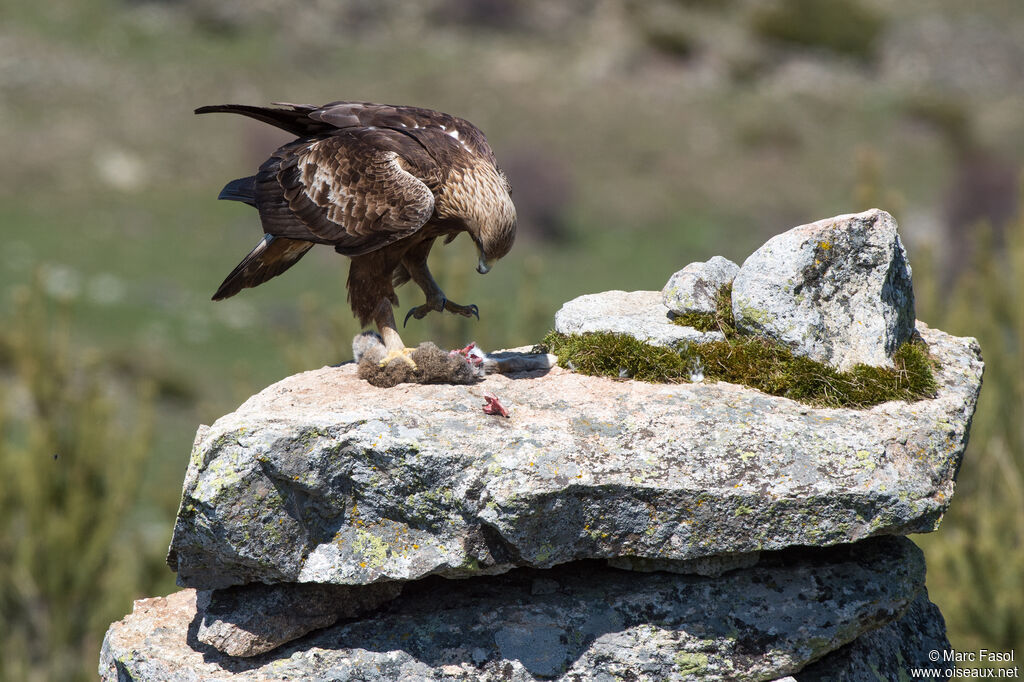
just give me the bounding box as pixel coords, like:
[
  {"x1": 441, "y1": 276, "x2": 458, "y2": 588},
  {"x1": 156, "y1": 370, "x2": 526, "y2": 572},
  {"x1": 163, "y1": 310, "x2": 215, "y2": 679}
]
[{"x1": 1, "y1": 0, "x2": 1021, "y2": 678}]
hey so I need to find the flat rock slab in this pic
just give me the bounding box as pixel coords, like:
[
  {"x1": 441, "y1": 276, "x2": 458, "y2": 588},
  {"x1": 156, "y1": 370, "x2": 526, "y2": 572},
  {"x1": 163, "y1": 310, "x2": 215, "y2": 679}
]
[
  {"x1": 554, "y1": 289, "x2": 725, "y2": 346},
  {"x1": 108, "y1": 537, "x2": 929, "y2": 681},
  {"x1": 167, "y1": 323, "x2": 980, "y2": 589}
]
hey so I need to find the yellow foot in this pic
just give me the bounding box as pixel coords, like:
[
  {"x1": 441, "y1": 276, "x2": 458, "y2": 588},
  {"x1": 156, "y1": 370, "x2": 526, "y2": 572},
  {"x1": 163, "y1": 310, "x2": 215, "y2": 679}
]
[{"x1": 379, "y1": 347, "x2": 418, "y2": 369}]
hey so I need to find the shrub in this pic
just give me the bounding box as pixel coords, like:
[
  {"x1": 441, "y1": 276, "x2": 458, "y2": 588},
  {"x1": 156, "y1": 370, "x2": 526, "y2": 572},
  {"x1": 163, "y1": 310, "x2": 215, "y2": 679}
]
[
  {"x1": 915, "y1": 215, "x2": 1024, "y2": 654},
  {"x1": 0, "y1": 279, "x2": 154, "y2": 682},
  {"x1": 751, "y1": 0, "x2": 885, "y2": 62}
]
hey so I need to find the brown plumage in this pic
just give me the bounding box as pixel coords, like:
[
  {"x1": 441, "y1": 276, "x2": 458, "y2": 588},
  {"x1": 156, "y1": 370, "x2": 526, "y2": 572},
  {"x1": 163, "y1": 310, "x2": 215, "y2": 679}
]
[{"x1": 200, "y1": 100, "x2": 516, "y2": 358}]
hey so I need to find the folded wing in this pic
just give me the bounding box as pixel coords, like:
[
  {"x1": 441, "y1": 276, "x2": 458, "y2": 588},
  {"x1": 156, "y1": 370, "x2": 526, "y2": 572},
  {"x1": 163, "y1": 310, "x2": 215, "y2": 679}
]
[{"x1": 254, "y1": 128, "x2": 437, "y2": 256}]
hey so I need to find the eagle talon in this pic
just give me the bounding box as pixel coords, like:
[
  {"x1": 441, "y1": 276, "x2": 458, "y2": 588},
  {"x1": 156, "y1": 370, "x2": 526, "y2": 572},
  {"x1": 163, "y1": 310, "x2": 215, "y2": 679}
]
[
  {"x1": 403, "y1": 298, "x2": 445, "y2": 327},
  {"x1": 445, "y1": 301, "x2": 480, "y2": 320},
  {"x1": 403, "y1": 298, "x2": 479, "y2": 324},
  {"x1": 379, "y1": 347, "x2": 418, "y2": 369}
]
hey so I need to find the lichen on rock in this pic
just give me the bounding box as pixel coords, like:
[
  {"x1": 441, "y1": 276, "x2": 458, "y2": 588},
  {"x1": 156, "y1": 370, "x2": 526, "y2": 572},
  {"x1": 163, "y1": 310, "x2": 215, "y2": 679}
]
[
  {"x1": 104, "y1": 538, "x2": 946, "y2": 681},
  {"x1": 165, "y1": 321, "x2": 980, "y2": 592}
]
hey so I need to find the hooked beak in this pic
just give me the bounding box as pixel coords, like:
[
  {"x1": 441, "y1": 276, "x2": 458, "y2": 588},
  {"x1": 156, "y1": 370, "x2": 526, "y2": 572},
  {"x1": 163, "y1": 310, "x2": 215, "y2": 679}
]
[{"x1": 477, "y1": 253, "x2": 493, "y2": 274}]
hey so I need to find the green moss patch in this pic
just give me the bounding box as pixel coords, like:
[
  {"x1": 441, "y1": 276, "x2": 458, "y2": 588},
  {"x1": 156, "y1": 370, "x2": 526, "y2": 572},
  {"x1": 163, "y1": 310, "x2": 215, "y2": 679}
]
[
  {"x1": 697, "y1": 335, "x2": 937, "y2": 408},
  {"x1": 538, "y1": 327, "x2": 938, "y2": 410},
  {"x1": 538, "y1": 331, "x2": 694, "y2": 383}
]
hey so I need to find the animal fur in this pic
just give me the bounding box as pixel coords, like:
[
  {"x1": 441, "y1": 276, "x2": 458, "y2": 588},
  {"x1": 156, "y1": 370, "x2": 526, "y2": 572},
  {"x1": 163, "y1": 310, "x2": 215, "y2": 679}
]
[{"x1": 354, "y1": 334, "x2": 480, "y2": 388}]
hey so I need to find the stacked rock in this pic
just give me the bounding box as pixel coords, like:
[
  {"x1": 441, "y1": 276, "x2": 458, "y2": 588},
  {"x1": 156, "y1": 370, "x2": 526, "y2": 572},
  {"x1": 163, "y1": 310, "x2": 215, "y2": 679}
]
[{"x1": 101, "y1": 210, "x2": 982, "y2": 681}]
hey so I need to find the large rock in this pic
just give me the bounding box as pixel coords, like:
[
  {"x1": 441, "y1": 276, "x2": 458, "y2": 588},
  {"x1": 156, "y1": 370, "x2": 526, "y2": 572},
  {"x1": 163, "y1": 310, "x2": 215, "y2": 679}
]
[
  {"x1": 554, "y1": 289, "x2": 725, "y2": 347},
  {"x1": 662, "y1": 256, "x2": 740, "y2": 315},
  {"x1": 105, "y1": 537, "x2": 935, "y2": 681},
  {"x1": 731, "y1": 209, "x2": 915, "y2": 370},
  {"x1": 166, "y1": 322, "x2": 981, "y2": 590}
]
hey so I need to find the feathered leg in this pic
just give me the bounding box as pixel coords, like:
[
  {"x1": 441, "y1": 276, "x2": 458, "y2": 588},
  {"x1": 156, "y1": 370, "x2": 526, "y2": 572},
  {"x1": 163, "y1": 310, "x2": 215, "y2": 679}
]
[
  {"x1": 400, "y1": 239, "x2": 479, "y2": 327},
  {"x1": 349, "y1": 254, "x2": 417, "y2": 368}
]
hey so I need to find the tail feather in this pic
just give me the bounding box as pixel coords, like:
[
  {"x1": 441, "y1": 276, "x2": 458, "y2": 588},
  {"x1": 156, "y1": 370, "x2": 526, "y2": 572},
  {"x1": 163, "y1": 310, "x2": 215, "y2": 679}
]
[
  {"x1": 218, "y1": 176, "x2": 257, "y2": 206},
  {"x1": 212, "y1": 235, "x2": 314, "y2": 301},
  {"x1": 195, "y1": 103, "x2": 327, "y2": 137}
]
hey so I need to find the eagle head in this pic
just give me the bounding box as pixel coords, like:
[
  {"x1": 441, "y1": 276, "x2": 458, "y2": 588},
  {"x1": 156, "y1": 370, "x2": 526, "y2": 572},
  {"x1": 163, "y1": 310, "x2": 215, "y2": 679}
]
[{"x1": 466, "y1": 165, "x2": 516, "y2": 275}]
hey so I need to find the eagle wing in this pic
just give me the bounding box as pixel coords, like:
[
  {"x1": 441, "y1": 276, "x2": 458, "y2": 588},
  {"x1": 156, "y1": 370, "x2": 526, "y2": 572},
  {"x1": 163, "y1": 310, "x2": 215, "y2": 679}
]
[
  {"x1": 254, "y1": 128, "x2": 438, "y2": 256},
  {"x1": 310, "y1": 101, "x2": 497, "y2": 165},
  {"x1": 197, "y1": 101, "x2": 497, "y2": 164}
]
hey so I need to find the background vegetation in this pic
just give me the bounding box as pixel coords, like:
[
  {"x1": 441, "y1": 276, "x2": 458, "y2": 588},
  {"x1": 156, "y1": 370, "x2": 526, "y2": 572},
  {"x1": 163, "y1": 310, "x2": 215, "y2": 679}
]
[{"x1": 0, "y1": 0, "x2": 1021, "y2": 678}]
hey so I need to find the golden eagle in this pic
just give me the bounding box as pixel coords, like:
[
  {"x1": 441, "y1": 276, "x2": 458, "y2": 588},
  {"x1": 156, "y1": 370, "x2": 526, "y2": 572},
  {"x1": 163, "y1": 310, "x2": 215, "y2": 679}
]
[{"x1": 199, "y1": 101, "x2": 516, "y2": 363}]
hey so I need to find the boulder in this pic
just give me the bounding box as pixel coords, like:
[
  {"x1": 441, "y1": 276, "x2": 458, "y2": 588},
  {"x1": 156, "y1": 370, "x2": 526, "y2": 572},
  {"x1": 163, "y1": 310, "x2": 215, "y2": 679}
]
[
  {"x1": 166, "y1": 322, "x2": 981, "y2": 590},
  {"x1": 662, "y1": 255, "x2": 740, "y2": 315},
  {"x1": 104, "y1": 537, "x2": 936, "y2": 681},
  {"x1": 731, "y1": 209, "x2": 915, "y2": 370},
  {"x1": 554, "y1": 289, "x2": 725, "y2": 346}
]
